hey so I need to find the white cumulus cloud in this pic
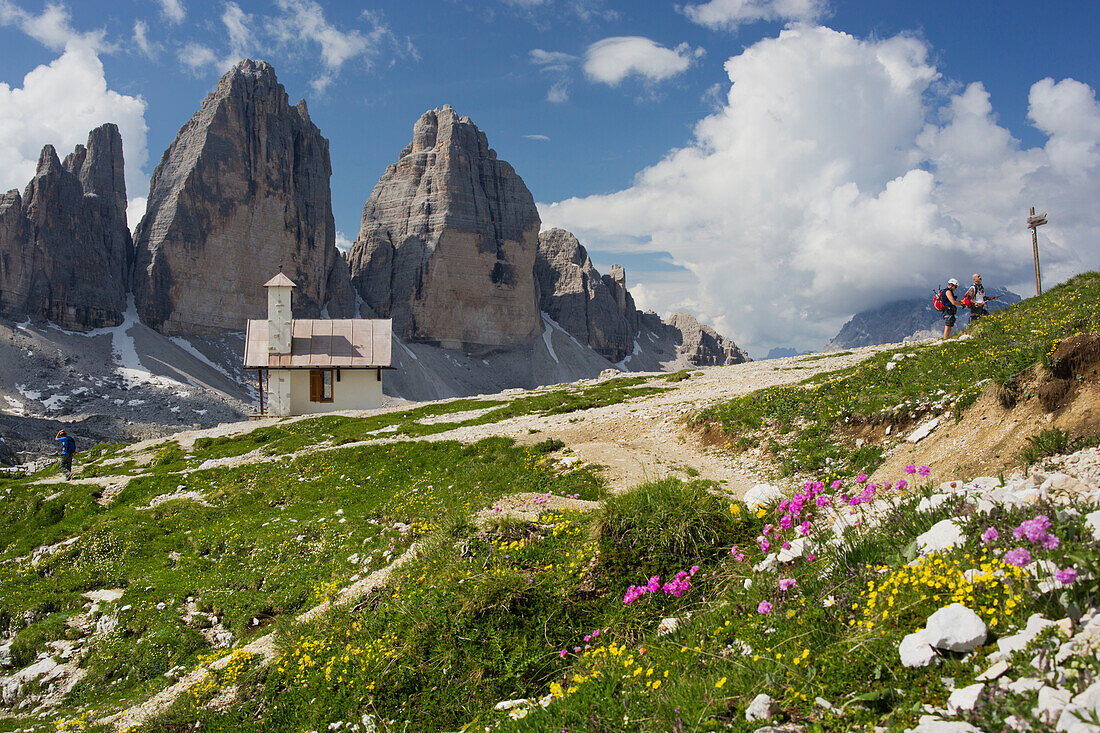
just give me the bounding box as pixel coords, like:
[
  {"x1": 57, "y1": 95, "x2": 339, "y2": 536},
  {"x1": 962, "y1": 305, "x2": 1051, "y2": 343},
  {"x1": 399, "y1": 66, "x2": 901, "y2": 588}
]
[
  {"x1": 584, "y1": 36, "x2": 703, "y2": 86},
  {"x1": 681, "y1": 0, "x2": 826, "y2": 30},
  {"x1": 156, "y1": 0, "x2": 186, "y2": 24},
  {"x1": 0, "y1": 43, "x2": 149, "y2": 228},
  {"x1": 541, "y1": 25, "x2": 1100, "y2": 355},
  {"x1": 0, "y1": 0, "x2": 110, "y2": 51}
]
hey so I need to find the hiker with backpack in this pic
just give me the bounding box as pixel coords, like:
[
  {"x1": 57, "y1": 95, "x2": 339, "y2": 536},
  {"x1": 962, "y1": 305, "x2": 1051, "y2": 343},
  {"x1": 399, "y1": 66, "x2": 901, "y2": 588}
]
[
  {"x1": 55, "y1": 429, "x2": 76, "y2": 480},
  {"x1": 963, "y1": 273, "x2": 998, "y2": 323},
  {"x1": 934, "y1": 279, "x2": 964, "y2": 339}
]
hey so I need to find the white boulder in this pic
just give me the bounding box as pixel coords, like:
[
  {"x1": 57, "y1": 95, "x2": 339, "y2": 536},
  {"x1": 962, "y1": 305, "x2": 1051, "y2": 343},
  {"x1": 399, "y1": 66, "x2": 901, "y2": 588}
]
[
  {"x1": 900, "y1": 629, "x2": 938, "y2": 668},
  {"x1": 1056, "y1": 681, "x2": 1100, "y2": 732},
  {"x1": 743, "y1": 483, "x2": 784, "y2": 510},
  {"x1": 925, "y1": 604, "x2": 987, "y2": 652},
  {"x1": 1086, "y1": 510, "x2": 1100, "y2": 543},
  {"x1": 947, "y1": 683, "x2": 984, "y2": 713},
  {"x1": 916, "y1": 520, "x2": 966, "y2": 555},
  {"x1": 1035, "y1": 686, "x2": 1072, "y2": 726},
  {"x1": 746, "y1": 693, "x2": 779, "y2": 721},
  {"x1": 777, "y1": 537, "x2": 807, "y2": 563}
]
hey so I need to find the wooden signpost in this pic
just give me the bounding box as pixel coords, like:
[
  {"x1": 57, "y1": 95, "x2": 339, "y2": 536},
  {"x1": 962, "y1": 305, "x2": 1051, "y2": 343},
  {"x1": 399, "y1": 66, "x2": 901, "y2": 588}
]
[{"x1": 1026, "y1": 206, "x2": 1047, "y2": 296}]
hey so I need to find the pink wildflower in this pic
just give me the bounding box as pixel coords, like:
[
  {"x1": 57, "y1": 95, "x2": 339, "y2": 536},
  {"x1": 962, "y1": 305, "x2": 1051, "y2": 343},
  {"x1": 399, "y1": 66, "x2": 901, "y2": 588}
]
[
  {"x1": 779, "y1": 515, "x2": 793, "y2": 530},
  {"x1": 1055, "y1": 568, "x2": 1078, "y2": 585},
  {"x1": 856, "y1": 474, "x2": 869, "y2": 483},
  {"x1": 905, "y1": 464, "x2": 917, "y2": 474},
  {"x1": 559, "y1": 649, "x2": 568, "y2": 658},
  {"x1": 782, "y1": 541, "x2": 791, "y2": 550},
  {"x1": 798, "y1": 520, "x2": 812, "y2": 536},
  {"x1": 896, "y1": 479, "x2": 907, "y2": 490},
  {"x1": 778, "y1": 578, "x2": 797, "y2": 591},
  {"x1": 760, "y1": 538, "x2": 770, "y2": 553},
  {"x1": 831, "y1": 479, "x2": 843, "y2": 489},
  {"x1": 918, "y1": 465, "x2": 931, "y2": 477},
  {"x1": 757, "y1": 600, "x2": 773, "y2": 614},
  {"x1": 816, "y1": 495, "x2": 831, "y2": 507},
  {"x1": 1005, "y1": 547, "x2": 1032, "y2": 567},
  {"x1": 980, "y1": 527, "x2": 999, "y2": 545}
]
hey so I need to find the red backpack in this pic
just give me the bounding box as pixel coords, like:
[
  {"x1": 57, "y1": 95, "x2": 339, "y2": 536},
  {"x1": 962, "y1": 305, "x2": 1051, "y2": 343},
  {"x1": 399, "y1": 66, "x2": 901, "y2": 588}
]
[{"x1": 932, "y1": 290, "x2": 945, "y2": 312}]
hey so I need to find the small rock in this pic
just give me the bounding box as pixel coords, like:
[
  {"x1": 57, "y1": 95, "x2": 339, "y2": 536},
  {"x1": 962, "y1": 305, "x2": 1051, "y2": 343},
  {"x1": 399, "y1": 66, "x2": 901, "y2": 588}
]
[
  {"x1": 998, "y1": 614, "x2": 1057, "y2": 654},
  {"x1": 976, "y1": 659, "x2": 1010, "y2": 681},
  {"x1": 746, "y1": 693, "x2": 779, "y2": 721},
  {"x1": 1085, "y1": 510, "x2": 1100, "y2": 543},
  {"x1": 907, "y1": 418, "x2": 940, "y2": 444},
  {"x1": 917, "y1": 494, "x2": 949, "y2": 513},
  {"x1": 905, "y1": 715, "x2": 983, "y2": 733},
  {"x1": 925, "y1": 604, "x2": 987, "y2": 652},
  {"x1": 744, "y1": 484, "x2": 785, "y2": 510},
  {"x1": 1056, "y1": 680, "x2": 1100, "y2": 732},
  {"x1": 1035, "y1": 686, "x2": 1071, "y2": 726},
  {"x1": 777, "y1": 537, "x2": 807, "y2": 563},
  {"x1": 1006, "y1": 677, "x2": 1044, "y2": 694},
  {"x1": 900, "y1": 629, "x2": 938, "y2": 667},
  {"x1": 947, "y1": 683, "x2": 984, "y2": 713},
  {"x1": 916, "y1": 520, "x2": 966, "y2": 555}
]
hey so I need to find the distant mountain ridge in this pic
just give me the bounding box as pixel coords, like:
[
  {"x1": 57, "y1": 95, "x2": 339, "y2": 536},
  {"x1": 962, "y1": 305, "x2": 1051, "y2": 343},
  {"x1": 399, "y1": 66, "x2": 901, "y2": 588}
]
[{"x1": 826, "y1": 286, "x2": 1021, "y2": 349}]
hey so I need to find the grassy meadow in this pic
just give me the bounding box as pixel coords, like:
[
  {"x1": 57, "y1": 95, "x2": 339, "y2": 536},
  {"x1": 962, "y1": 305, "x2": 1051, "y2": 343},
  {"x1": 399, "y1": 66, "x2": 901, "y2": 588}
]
[{"x1": 0, "y1": 279, "x2": 1098, "y2": 732}]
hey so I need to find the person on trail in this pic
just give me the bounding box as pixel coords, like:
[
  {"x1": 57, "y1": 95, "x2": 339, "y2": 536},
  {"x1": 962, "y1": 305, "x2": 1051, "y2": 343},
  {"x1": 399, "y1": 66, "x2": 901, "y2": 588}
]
[
  {"x1": 941, "y1": 279, "x2": 963, "y2": 339},
  {"x1": 964, "y1": 273, "x2": 998, "y2": 323},
  {"x1": 55, "y1": 429, "x2": 75, "y2": 480}
]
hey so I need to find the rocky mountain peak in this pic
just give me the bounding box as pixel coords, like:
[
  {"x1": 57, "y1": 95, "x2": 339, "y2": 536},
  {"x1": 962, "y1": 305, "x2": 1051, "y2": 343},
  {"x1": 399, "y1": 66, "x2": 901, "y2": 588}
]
[
  {"x1": 32, "y1": 144, "x2": 61, "y2": 178},
  {"x1": 0, "y1": 124, "x2": 131, "y2": 330},
  {"x1": 132, "y1": 59, "x2": 355, "y2": 335},
  {"x1": 536, "y1": 227, "x2": 749, "y2": 368},
  {"x1": 347, "y1": 105, "x2": 541, "y2": 348},
  {"x1": 535, "y1": 228, "x2": 637, "y2": 363}
]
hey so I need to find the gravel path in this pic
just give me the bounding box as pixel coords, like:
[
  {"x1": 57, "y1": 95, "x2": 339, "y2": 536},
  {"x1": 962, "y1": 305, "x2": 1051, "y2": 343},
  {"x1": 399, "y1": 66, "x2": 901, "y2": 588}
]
[{"x1": 409, "y1": 345, "x2": 897, "y2": 495}]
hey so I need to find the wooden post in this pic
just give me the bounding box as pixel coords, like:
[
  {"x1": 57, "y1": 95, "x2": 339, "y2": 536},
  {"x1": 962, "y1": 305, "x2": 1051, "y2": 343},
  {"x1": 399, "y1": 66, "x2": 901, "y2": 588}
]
[{"x1": 1026, "y1": 206, "x2": 1047, "y2": 296}]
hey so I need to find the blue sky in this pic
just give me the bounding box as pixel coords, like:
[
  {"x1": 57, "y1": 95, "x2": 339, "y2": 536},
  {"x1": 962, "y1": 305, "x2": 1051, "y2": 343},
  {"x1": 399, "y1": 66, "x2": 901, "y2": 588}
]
[{"x1": 1, "y1": 0, "x2": 1098, "y2": 354}]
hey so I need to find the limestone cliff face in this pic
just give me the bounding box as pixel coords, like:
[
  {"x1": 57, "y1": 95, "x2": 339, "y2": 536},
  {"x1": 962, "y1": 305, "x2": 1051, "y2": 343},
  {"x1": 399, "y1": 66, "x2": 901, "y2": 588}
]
[
  {"x1": 535, "y1": 228, "x2": 637, "y2": 362},
  {"x1": 347, "y1": 105, "x2": 541, "y2": 348},
  {"x1": 132, "y1": 59, "x2": 355, "y2": 335},
  {"x1": 0, "y1": 124, "x2": 131, "y2": 330},
  {"x1": 659, "y1": 312, "x2": 750, "y2": 366},
  {"x1": 536, "y1": 227, "x2": 748, "y2": 368}
]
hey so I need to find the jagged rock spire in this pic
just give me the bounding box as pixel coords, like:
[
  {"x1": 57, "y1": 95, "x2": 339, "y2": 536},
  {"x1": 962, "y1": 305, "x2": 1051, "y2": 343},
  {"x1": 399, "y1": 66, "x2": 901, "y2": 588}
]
[
  {"x1": 132, "y1": 58, "x2": 355, "y2": 335},
  {"x1": 347, "y1": 105, "x2": 542, "y2": 348}
]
